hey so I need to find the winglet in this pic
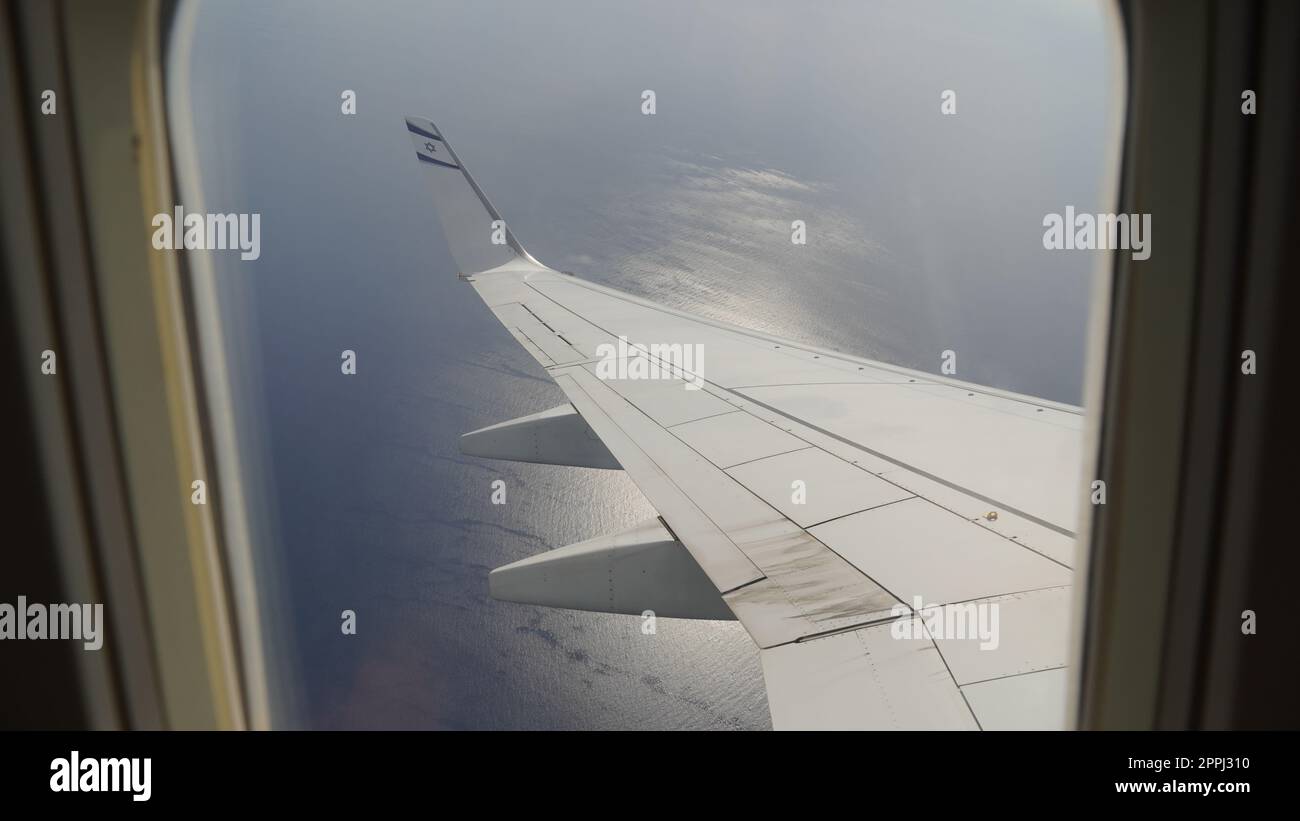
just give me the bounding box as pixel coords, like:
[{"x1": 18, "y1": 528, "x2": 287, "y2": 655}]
[{"x1": 405, "y1": 116, "x2": 545, "y2": 275}]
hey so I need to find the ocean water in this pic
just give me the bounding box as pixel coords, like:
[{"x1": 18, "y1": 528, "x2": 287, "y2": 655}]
[{"x1": 170, "y1": 0, "x2": 1116, "y2": 729}]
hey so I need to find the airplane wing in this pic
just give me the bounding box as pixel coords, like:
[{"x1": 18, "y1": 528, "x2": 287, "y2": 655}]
[{"x1": 407, "y1": 115, "x2": 1080, "y2": 730}]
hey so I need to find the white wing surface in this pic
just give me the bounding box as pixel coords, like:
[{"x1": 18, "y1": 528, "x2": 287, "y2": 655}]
[{"x1": 409, "y1": 116, "x2": 1081, "y2": 730}]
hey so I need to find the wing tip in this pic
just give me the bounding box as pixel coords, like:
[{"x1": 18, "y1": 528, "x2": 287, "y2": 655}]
[
  {"x1": 404, "y1": 115, "x2": 550, "y2": 273},
  {"x1": 405, "y1": 115, "x2": 443, "y2": 141}
]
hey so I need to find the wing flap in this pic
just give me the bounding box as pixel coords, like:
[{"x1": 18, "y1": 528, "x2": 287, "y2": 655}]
[
  {"x1": 761, "y1": 619, "x2": 980, "y2": 730},
  {"x1": 927, "y1": 586, "x2": 1072, "y2": 685},
  {"x1": 961, "y1": 668, "x2": 1069, "y2": 730}
]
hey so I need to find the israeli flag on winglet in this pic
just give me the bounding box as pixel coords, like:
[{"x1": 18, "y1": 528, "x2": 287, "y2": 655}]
[{"x1": 406, "y1": 117, "x2": 459, "y2": 169}]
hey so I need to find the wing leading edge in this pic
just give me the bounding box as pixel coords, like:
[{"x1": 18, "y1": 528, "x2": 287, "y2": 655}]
[{"x1": 408, "y1": 116, "x2": 1080, "y2": 730}]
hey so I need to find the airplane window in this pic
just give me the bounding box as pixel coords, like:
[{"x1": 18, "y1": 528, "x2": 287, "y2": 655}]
[{"x1": 164, "y1": 0, "x2": 1124, "y2": 729}]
